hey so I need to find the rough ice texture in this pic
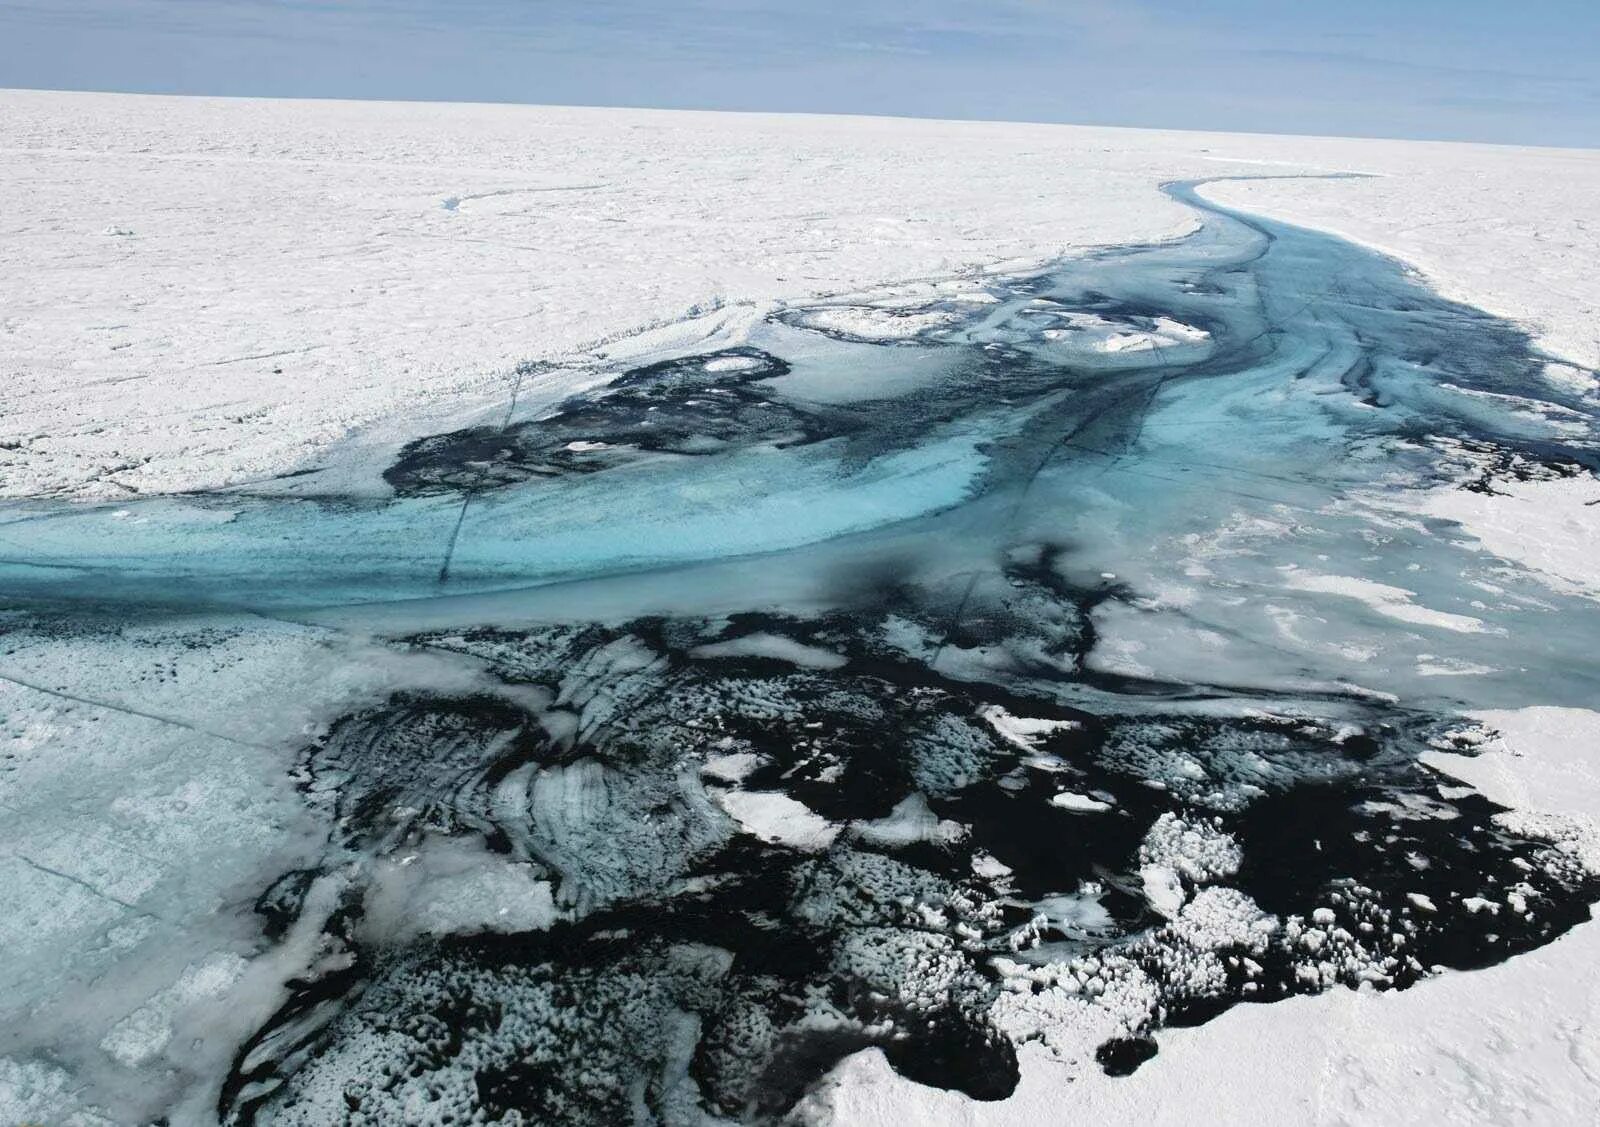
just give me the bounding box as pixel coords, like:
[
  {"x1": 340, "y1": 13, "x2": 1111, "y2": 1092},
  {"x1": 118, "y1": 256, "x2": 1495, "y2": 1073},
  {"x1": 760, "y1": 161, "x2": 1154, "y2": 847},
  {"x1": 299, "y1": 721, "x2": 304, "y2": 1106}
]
[
  {"x1": 805, "y1": 707, "x2": 1600, "y2": 1126},
  {"x1": 0, "y1": 612, "x2": 538, "y2": 1122},
  {"x1": 3, "y1": 89, "x2": 1597, "y2": 499}
]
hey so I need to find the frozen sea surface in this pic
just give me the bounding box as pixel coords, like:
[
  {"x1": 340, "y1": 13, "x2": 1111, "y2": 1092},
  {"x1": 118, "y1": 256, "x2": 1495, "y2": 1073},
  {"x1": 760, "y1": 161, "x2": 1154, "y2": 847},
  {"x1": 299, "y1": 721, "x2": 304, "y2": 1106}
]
[{"x1": 2, "y1": 180, "x2": 1599, "y2": 1124}]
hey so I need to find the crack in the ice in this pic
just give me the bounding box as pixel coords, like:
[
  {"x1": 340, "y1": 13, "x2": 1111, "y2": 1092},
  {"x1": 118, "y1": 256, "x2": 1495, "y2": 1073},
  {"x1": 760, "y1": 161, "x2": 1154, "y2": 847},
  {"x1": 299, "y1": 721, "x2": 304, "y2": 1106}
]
[
  {"x1": 11, "y1": 852, "x2": 165, "y2": 922},
  {"x1": 205, "y1": 345, "x2": 328, "y2": 367},
  {"x1": 433, "y1": 361, "x2": 545, "y2": 585},
  {"x1": 440, "y1": 183, "x2": 607, "y2": 211},
  {"x1": 0, "y1": 668, "x2": 279, "y2": 752}
]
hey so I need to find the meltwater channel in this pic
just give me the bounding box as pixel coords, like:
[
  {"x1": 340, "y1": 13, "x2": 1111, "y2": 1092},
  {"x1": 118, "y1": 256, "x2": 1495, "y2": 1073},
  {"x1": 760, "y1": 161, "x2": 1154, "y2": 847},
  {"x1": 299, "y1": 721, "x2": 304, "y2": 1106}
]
[{"x1": 5, "y1": 180, "x2": 1600, "y2": 1123}]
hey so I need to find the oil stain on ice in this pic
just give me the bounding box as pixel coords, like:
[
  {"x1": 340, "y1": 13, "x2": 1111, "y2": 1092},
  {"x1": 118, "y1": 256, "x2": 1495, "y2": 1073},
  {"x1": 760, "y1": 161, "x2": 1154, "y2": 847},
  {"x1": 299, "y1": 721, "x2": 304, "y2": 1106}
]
[{"x1": 4, "y1": 180, "x2": 1600, "y2": 1124}]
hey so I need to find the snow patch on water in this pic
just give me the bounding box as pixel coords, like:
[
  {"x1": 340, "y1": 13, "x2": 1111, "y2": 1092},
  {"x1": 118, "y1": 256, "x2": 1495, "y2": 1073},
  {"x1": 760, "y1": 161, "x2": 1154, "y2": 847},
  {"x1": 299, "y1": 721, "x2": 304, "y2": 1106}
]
[
  {"x1": 1050, "y1": 791, "x2": 1114, "y2": 814},
  {"x1": 712, "y1": 788, "x2": 840, "y2": 851},
  {"x1": 690, "y1": 632, "x2": 849, "y2": 670},
  {"x1": 1280, "y1": 568, "x2": 1496, "y2": 634},
  {"x1": 853, "y1": 793, "x2": 968, "y2": 847},
  {"x1": 979, "y1": 705, "x2": 1079, "y2": 752}
]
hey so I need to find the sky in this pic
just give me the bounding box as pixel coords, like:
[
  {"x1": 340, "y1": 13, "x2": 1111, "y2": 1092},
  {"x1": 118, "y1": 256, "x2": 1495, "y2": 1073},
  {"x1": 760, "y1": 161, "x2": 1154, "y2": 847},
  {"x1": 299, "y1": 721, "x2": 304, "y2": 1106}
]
[{"x1": 1, "y1": 0, "x2": 1596, "y2": 147}]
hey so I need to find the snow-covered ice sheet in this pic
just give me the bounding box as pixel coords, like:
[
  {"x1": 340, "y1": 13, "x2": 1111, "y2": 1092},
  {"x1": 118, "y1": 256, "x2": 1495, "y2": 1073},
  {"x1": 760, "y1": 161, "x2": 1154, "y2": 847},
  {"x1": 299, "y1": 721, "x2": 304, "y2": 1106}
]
[{"x1": 3, "y1": 90, "x2": 1600, "y2": 1126}]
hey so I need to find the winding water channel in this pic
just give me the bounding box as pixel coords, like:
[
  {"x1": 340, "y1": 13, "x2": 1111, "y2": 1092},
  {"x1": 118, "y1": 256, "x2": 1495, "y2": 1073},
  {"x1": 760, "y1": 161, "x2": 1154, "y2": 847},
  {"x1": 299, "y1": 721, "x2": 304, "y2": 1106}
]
[{"x1": 6, "y1": 180, "x2": 1600, "y2": 1123}]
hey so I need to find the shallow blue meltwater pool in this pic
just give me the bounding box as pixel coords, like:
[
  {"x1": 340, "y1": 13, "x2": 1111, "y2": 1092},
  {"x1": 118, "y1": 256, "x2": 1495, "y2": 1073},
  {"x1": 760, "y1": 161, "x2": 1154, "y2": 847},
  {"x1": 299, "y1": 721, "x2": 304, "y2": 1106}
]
[{"x1": 6, "y1": 180, "x2": 1600, "y2": 1123}]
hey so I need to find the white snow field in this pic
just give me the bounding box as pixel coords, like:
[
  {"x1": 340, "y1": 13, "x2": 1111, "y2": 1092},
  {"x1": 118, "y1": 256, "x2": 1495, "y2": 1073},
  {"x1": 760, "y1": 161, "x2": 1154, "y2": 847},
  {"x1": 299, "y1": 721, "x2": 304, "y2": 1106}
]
[{"x1": 2, "y1": 90, "x2": 1600, "y2": 1125}]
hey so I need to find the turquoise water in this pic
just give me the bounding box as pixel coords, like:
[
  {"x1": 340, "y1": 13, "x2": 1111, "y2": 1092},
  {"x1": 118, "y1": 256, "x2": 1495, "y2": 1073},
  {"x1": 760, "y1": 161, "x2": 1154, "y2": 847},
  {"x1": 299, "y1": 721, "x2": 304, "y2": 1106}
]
[{"x1": 3, "y1": 179, "x2": 1597, "y2": 715}]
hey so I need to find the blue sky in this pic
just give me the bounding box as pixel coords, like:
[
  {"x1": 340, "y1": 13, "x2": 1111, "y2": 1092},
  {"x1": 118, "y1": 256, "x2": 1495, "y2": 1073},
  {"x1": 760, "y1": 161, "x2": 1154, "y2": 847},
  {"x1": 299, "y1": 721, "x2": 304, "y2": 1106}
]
[{"x1": 1, "y1": 0, "x2": 1596, "y2": 146}]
